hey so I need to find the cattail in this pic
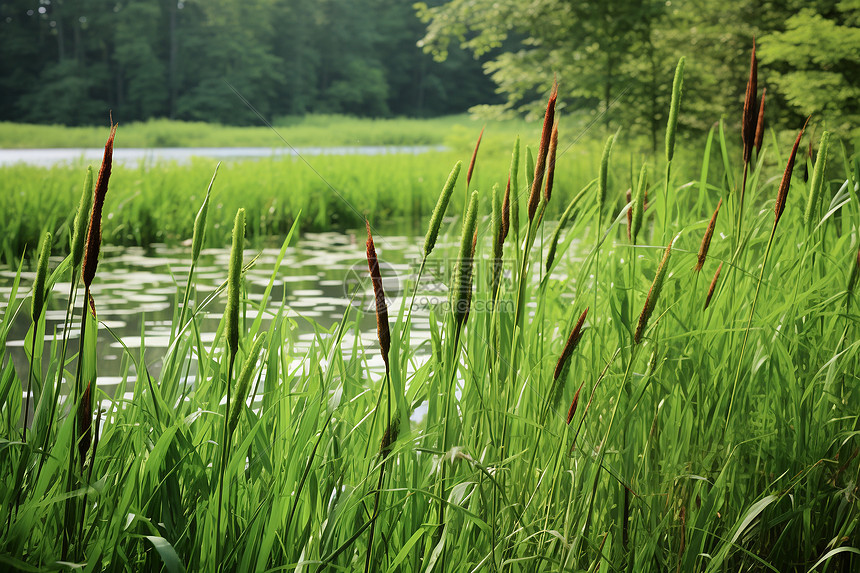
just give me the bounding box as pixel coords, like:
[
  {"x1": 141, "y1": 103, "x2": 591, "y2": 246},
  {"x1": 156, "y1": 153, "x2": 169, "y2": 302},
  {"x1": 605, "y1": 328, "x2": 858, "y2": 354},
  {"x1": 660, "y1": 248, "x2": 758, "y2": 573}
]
[
  {"x1": 501, "y1": 174, "x2": 511, "y2": 243},
  {"x1": 742, "y1": 40, "x2": 758, "y2": 165},
  {"x1": 804, "y1": 131, "x2": 831, "y2": 228},
  {"x1": 597, "y1": 134, "x2": 615, "y2": 215},
  {"x1": 492, "y1": 184, "x2": 504, "y2": 296},
  {"x1": 452, "y1": 191, "x2": 479, "y2": 326},
  {"x1": 77, "y1": 379, "x2": 93, "y2": 469},
  {"x1": 774, "y1": 119, "x2": 809, "y2": 227},
  {"x1": 695, "y1": 199, "x2": 722, "y2": 271},
  {"x1": 554, "y1": 307, "x2": 588, "y2": 381},
  {"x1": 754, "y1": 87, "x2": 767, "y2": 153},
  {"x1": 31, "y1": 232, "x2": 52, "y2": 322},
  {"x1": 508, "y1": 137, "x2": 520, "y2": 238},
  {"x1": 71, "y1": 166, "x2": 93, "y2": 271},
  {"x1": 566, "y1": 381, "x2": 584, "y2": 425},
  {"x1": 424, "y1": 161, "x2": 461, "y2": 258},
  {"x1": 631, "y1": 164, "x2": 647, "y2": 244},
  {"x1": 466, "y1": 127, "x2": 484, "y2": 188},
  {"x1": 228, "y1": 335, "x2": 265, "y2": 436},
  {"x1": 704, "y1": 262, "x2": 723, "y2": 310},
  {"x1": 379, "y1": 414, "x2": 400, "y2": 458},
  {"x1": 626, "y1": 189, "x2": 633, "y2": 240},
  {"x1": 463, "y1": 230, "x2": 478, "y2": 325},
  {"x1": 366, "y1": 221, "x2": 391, "y2": 369},
  {"x1": 528, "y1": 82, "x2": 558, "y2": 222},
  {"x1": 544, "y1": 122, "x2": 559, "y2": 203},
  {"x1": 226, "y1": 209, "x2": 245, "y2": 358},
  {"x1": 665, "y1": 57, "x2": 685, "y2": 163},
  {"x1": 192, "y1": 163, "x2": 219, "y2": 263},
  {"x1": 634, "y1": 241, "x2": 672, "y2": 344},
  {"x1": 81, "y1": 122, "x2": 117, "y2": 288}
]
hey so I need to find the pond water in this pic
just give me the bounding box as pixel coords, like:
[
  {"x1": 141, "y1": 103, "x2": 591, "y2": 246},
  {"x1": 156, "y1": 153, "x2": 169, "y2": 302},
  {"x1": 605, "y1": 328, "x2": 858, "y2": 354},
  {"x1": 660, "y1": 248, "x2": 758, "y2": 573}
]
[
  {"x1": 0, "y1": 229, "x2": 448, "y2": 406},
  {"x1": 0, "y1": 145, "x2": 447, "y2": 167}
]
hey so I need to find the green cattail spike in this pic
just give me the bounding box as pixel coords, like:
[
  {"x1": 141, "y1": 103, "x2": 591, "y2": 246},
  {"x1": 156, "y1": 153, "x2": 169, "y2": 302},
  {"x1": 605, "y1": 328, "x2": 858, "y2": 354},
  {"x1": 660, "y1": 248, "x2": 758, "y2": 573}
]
[
  {"x1": 228, "y1": 335, "x2": 265, "y2": 436},
  {"x1": 192, "y1": 163, "x2": 220, "y2": 263},
  {"x1": 509, "y1": 136, "x2": 520, "y2": 237},
  {"x1": 804, "y1": 131, "x2": 831, "y2": 229},
  {"x1": 32, "y1": 232, "x2": 52, "y2": 322},
  {"x1": 631, "y1": 164, "x2": 647, "y2": 245},
  {"x1": 71, "y1": 166, "x2": 93, "y2": 271},
  {"x1": 634, "y1": 240, "x2": 673, "y2": 344},
  {"x1": 424, "y1": 161, "x2": 461, "y2": 258},
  {"x1": 491, "y1": 183, "x2": 503, "y2": 294},
  {"x1": 226, "y1": 208, "x2": 246, "y2": 357},
  {"x1": 452, "y1": 191, "x2": 479, "y2": 326},
  {"x1": 597, "y1": 134, "x2": 616, "y2": 215},
  {"x1": 666, "y1": 57, "x2": 685, "y2": 163}
]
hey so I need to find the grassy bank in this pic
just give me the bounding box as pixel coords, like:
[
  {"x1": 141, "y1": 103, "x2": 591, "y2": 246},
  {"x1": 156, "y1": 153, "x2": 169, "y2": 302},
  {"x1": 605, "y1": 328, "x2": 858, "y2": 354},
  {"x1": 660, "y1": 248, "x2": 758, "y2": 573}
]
[
  {"x1": 0, "y1": 115, "x2": 534, "y2": 149},
  {"x1": 0, "y1": 137, "x2": 647, "y2": 264},
  {"x1": 2, "y1": 65, "x2": 860, "y2": 572}
]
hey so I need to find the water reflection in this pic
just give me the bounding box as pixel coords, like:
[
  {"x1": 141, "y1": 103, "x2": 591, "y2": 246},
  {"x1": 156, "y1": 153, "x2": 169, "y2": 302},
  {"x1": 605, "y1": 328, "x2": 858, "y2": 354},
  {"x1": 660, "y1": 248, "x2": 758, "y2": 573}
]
[{"x1": 0, "y1": 229, "x2": 442, "y2": 401}]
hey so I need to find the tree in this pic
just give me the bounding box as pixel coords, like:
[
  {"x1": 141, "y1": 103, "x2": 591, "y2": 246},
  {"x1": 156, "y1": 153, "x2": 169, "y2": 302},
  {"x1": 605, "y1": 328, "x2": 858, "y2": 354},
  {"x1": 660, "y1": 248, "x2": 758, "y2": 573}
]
[{"x1": 760, "y1": 2, "x2": 860, "y2": 139}]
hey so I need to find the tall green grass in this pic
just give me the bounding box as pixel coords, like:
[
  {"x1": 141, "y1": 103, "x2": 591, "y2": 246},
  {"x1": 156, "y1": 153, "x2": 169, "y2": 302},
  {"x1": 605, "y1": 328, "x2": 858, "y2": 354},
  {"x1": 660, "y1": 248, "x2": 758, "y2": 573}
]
[{"x1": 1, "y1": 62, "x2": 859, "y2": 573}]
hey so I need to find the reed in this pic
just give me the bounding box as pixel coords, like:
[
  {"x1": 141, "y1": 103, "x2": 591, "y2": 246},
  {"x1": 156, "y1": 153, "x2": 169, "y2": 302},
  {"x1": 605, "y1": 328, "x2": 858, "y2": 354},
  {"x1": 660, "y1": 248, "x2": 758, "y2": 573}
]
[
  {"x1": 424, "y1": 161, "x2": 461, "y2": 258},
  {"x1": 774, "y1": 119, "x2": 809, "y2": 227},
  {"x1": 695, "y1": 198, "x2": 722, "y2": 271},
  {"x1": 803, "y1": 131, "x2": 830, "y2": 228},
  {"x1": 665, "y1": 57, "x2": 685, "y2": 163},
  {"x1": 227, "y1": 335, "x2": 265, "y2": 438},
  {"x1": 597, "y1": 134, "x2": 615, "y2": 217},
  {"x1": 71, "y1": 167, "x2": 93, "y2": 271},
  {"x1": 452, "y1": 190, "x2": 479, "y2": 326},
  {"x1": 755, "y1": 87, "x2": 767, "y2": 154},
  {"x1": 634, "y1": 241, "x2": 672, "y2": 344},
  {"x1": 366, "y1": 220, "x2": 391, "y2": 370},
  {"x1": 566, "y1": 381, "x2": 584, "y2": 425},
  {"x1": 225, "y1": 208, "x2": 246, "y2": 359},
  {"x1": 528, "y1": 82, "x2": 558, "y2": 222},
  {"x1": 509, "y1": 136, "x2": 520, "y2": 241},
  {"x1": 704, "y1": 261, "x2": 723, "y2": 310},
  {"x1": 81, "y1": 123, "x2": 117, "y2": 289},
  {"x1": 554, "y1": 308, "x2": 588, "y2": 381},
  {"x1": 544, "y1": 122, "x2": 559, "y2": 203},
  {"x1": 631, "y1": 164, "x2": 647, "y2": 245}
]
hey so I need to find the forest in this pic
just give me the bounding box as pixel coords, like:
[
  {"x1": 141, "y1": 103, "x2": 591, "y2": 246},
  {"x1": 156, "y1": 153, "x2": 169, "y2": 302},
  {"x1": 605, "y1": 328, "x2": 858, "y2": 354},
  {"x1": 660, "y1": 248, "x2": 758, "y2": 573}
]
[{"x1": 1, "y1": 0, "x2": 858, "y2": 147}]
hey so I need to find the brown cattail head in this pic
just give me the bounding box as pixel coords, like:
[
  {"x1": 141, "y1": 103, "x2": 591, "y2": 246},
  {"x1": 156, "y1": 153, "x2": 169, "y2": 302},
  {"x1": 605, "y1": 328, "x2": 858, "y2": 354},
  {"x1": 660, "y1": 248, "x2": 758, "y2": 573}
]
[
  {"x1": 82, "y1": 122, "x2": 117, "y2": 288},
  {"x1": 742, "y1": 39, "x2": 758, "y2": 165},
  {"x1": 529, "y1": 80, "x2": 558, "y2": 221},
  {"x1": 554, "y1": 307, "x2": 588, "y2": 381},
  {"x1": 466, "y1": 126, "x2": 484, "y2": 188},
  {"x1": 379, "y1": 416, "x2": 400, "y2": 458},
  {"x1": 634, "y1": 241, "x2": 672, "y2": 344},
  {"x1": 754, "y1": 87, "x2": 767, "y2": 153},
  {"x1": 774, "y1": 118, "x2": 810, "y2": 227},
  {"x1": 696, "y1": 198, "x2": 723, "y2": 271},
  {"x1": 704, "y1": 262, "x2": 723, "y2": 310},
  {"x1": 77, "y1": 379, "x2": 93, "y2": 469},
  {"x1": 365, "y1": 221, "x2": 390, "y2": 371},
  {"x1": 501, "y1": 174, "x2": 511, "y2": 242},
  {"x1": 544, "y1": 122, "x2": 559, "y2": 203},
  {"x1": 566, "y1": 381, "x2": 584, "y2": 425}
]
